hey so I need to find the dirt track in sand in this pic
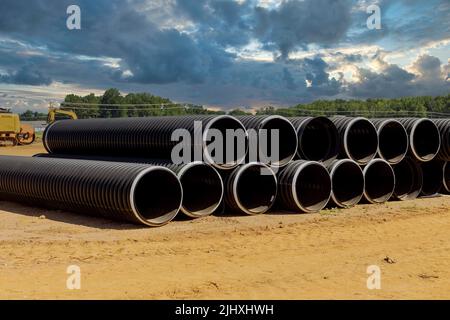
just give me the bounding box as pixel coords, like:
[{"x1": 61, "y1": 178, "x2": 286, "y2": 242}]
[{"x1": 0, "y1": 144, "x2": 449, "y2": 299}]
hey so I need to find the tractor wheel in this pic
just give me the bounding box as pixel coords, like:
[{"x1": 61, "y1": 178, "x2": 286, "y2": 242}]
[
  {"x1": 17, "y1": 124, "x2": 36, "y2": 145},
  {"x1": 17, "y1": 133, "x2": 36, "y2": 145}
]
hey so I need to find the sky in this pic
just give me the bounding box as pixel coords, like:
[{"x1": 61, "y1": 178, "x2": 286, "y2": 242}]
[{"x1": 0, "y1": 0, "x2": 449, "y2": 113}]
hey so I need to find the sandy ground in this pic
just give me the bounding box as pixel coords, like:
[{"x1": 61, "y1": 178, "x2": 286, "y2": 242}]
[{"x1": 0, "y1": 143, "x2": 450, "y2": 300}]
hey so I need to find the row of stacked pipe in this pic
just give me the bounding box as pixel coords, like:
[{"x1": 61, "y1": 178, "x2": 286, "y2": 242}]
[{"x1": 0, "y1": 116, "x2": 449, "y2": 227}]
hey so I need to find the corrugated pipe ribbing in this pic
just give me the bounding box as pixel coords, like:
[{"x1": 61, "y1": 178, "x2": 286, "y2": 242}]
[
  {"x1": 362, "y1": 159, "x2": 395, "y2": 204},
  {"x1": 0, "y1": 156, "x2": 182, "y2": 227},
  {"x1": 277, "y1": 160, "x2": 332, "y2": 213},
  {"x1": 326, "y1": 159, "x2": 364, "y2": 208},
  {"x1": 289, "y1": 116, "x2": 339, "y2": 164},
  {"x1": 330, "y1": 117, "x2": 378, "y2": 165},
  {"x1": 33, "y1": 153, "x2": 222, "y2": 218},
  {"x1": 392, "y1": 157, "x2": 423, "y2": 200},
  {"x1": 371, "y1": 119, "x2": 408, "y2": 164},
  {"x1": 236, "y1": 116, "x2": 298, "y2": 167},
  {"x1": 420, "y1": 160, "x2": 444, "y2": 196},
  {"x1": 222, "y1": 162, "x2": 277, "y2": 215},
  {"x1": 432, "y1": 119, "x2": 450, "y2": 161},
  {"x1": 43, "y1": 116, "x2": 248, "y2": 170},
  {"x1": 395, "y1": 118, "x2": 441, "y2": 162}
]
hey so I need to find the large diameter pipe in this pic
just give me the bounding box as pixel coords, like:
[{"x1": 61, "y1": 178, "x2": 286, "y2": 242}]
[
  {"x1": 331, "y1": 117, "x2": 378, "y2": 165},
  {"x1": 432, "y1": 119, "x2": 450, "y2": 161},
  {"x1": 395, "y1": 118, "x2": 441, "y2": 162},
  {"x1": 289, "y1": 116, "x2": 339, "y2": 164},
  {"x1": 420, "y1": 160, "x2": 444, "y2": 196},
  {"x1": 443, "y1": 162, "x2": 450, "y2": 194},
  {"x1": 371, "y1": 119, "x2": 408, "y2": 164},
  {"x1": 236, "y1": 116, "x2": 298, "y2": 167},
  {"x1": 0, "y1": 156, "x2": 182, "y2": 227},
  {"x1": 278, "y1": 160, "x2": 332, "y2": 213},
  {"x1": 362, "y1": 159, "x2": 395, "y2": 204},
  {"x1": 43, "y1": 116, "x2": 248, "y2": 170},
  {"x1": 392, "y1": 157, "x2": 423, "y2": 200},
  {"x1": 34, "y1": 153, "x2": 223, "y2": 219},
  {"x1": 327, "y1": 159, "x2": 364, "y2": 208},
  {"x1": 222, "y1": 162, "x2": 277, "y2": 215}
]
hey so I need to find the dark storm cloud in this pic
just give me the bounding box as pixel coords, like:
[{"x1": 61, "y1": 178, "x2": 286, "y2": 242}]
[
  {"x1": 350, "y1": 55, "x2": 449, "y2": 98},
  {"x1": 350, "y1": 65, "x2": 415, "y2": 98},
  {"x1": 0, "y1": 0, "x2": 234, "y2": 85},
  {"x1": 0, "y1": 0, "x2": 448, "y2": 107},
  {"x1": 254, "y1": 0, "x2": 353, "y2": 57},
  {"x1": 174, "y1": 0, "x2": 253, "y2": 47},
  {"x1": 0, "y1": 65, "x2": 52, "y2": 85}
]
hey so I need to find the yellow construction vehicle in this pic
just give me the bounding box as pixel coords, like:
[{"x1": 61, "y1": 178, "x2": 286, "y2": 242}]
[
  {"x1": 47, "y1": 106, "x2": 78, "y2": 124},
  {"x1": 0, "y1": 108, "x2": 35, "y2": 146},
  {"x1": 0, "y1": 108, "x2": 36, "y2": 146}
]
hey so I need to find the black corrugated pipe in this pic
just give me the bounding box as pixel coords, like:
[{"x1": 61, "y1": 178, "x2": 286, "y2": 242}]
[
  {"x1": 420, "y1": 160, "x2": 444, "y2": 196},
  {"x1": 362, "y1": 159, "x2": 395, "y2": 204},
  {"x1": 34, "y1": 153, "x2": 222, "y2": 218},
  {"x1": 432, "y1": 119, "x2": 450, "y2": 161},
  {"x1": 371, "y1": 119, "x2": 408, "y2": 164},
  {"x1": 395, "y1": 118, "x2": 441, "y2": 162},
  {"x1": 289, "y1": 117, "x2": 339, "y2": 164},
  {"x1": 278, "y1": 160, "x2": 332, "y2": 213},
  {"x1": 0, "y1": 156, "x2": 182, "y2": 227},
  {"x1": 222, "y1": 162, "x2": 277, "y2": 215},
  {"x1": 443, "y1": 162, "x2": 450, "y2": 194},
  {"x1": 392, "y1": 157, "x2": 423, "y2": 200},
  {"x1": 236, "y1": 116, "x2": 298, "y2": 167},
  {"x1": 330, "y1": 117, "x2": 378, "y2": 165},
  {"x1": 43, "y1": 116, "x2": 248, "y2": 170},
  {"x1": 326, "y1": 159, "x2": 364, "y2": 208}
]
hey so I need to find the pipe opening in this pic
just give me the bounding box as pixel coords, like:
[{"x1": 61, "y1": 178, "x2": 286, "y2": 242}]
[
  {"x1": 132, "y1": 168, "x2": 182, "y2": 226},
  {"x1": 204, "y1": 116, "x2": 248, "y2": 170},
  {"x1": 330, "y1": 161, "x2": 364, "y2": 207},
  {"x1": 298, "y1": 117, "x2": 339, "y2": 162},
  {"x1": 378, "y1": 120, "x2": 408, "y2": 164},
  {"x1": 261, "y1": 117, "x2": 298, "y2": 167},
  {"x1": 411, "y1": 119, "x2": 441, "y2": 162},
  {"x1": 234, "y1": 164, "x2": 277, "y2": 214},
  {"x1": 179, "y1": 163, "x2": 223, "y2": 218},
  {"x1": 421, "y1": 161, "x2": 443, "y2": 196},
  {"x1": 393, "y1": 158, "x2": 422, "y2": 200},
  {"x1": 294, "y1": 163, "x2": 331, "y2": 212},
  {"x1": 345, "y1": 119, "x2": 378, "y2": 164},
  {"x1": 444, "y1": 162, "x2": 450, "y2": 193},
  {"x1": 364, "y1": 160, "x2": 395, "y2": 204}
]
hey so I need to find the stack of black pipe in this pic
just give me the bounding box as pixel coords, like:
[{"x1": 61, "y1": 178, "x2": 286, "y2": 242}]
[{"x1": 0, "y1": 114, "x2": 448, "y2": 227}]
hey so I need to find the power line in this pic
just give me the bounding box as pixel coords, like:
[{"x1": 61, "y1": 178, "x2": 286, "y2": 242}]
[{"x1": 61, "y1": 102, "x2": 189, "y2": 107}]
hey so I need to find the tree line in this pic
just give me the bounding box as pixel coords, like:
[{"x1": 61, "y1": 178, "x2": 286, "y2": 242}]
[
  {"x1": 19, "y1": 89, "x2": 450, "y2": 120},
  {"x1": 255, "y1": 95, "x2": 450, "y2": 118}
]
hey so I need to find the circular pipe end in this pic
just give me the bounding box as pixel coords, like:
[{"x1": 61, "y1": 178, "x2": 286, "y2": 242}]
[
  {"x1": 297, "y1": 117, "x2": 339, "y2": 163},
  {"x1": 177, "y1": 162, "x2": 224, "y2": 218},
  {"x1": 420, "y1": 160, "x2": 444, "y2": 196},
  {"x1": 130, "y1": 166, "x2": 183, "y2": 227},
  {"x1": 344, "y1": 117, "x2": 379, "y2": 165},
  {"x1": 232, "y1": 162, "x2": 278, "y2": 215},
  {"x1": 410, "y1": 118, "x2": 441, "y2": 162},
  {"x1": 258, "y1": 115, "x2": 298, "y2": 167},
  {"x1": 363, "y1": 159, "x2": 395, "y2": 204},
  {"x1": 329, "y1": 159, "x2": 364, "y2": 208},
  {"x1": 392, "y1": 157, "x2": 423, "y2": 200},
  {"x1": 377, "y1": 119, "x2": 408, "y2": 164},
  {"x1": 42, "y1": 121, "x2": 57, "y2": 154},
  {"x1": 292, "y1": 161, "x2": 332, "y2": 212},
  {"x1": 203, "y1": 115, "x2": 249, "y2": 170},
  {"x1": 444, "y1": 162, "x2": 450, "y2": 193}
]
